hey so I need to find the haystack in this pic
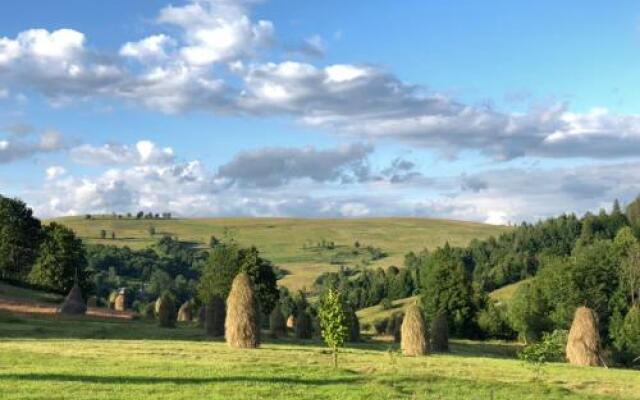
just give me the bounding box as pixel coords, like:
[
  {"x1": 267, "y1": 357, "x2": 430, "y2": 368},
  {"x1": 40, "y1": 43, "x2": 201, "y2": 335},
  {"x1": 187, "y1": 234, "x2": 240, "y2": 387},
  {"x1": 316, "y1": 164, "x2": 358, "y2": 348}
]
[
  {"x1": 58, "y1": 283, "x2": 87, "y2": 315},
  {"x1": 430, "y1": 313, "x2": 449, "y2": 352},
  {"x1": 225, "y1": 273, "x2": 259, "y2": 348},
  {"x1": 347, "y1": 308, "x2": 361, "y2": 342},
  {"x1": 566, "y1": 306, "x2": 601, "y2": 366},
  {"x1": 114, "y1": 289, "x2": 126, "y2": 311},
  {"x1": 401, "y1": 304, "x2": 428, "y2": 356},
  {"x1": 157, "y1": 294, "x2": 177, "y2": 328},
  {"x1": 295, "y1": 309, "x2": 313, "y2": 339},
  {"x1": 177, "y1": 301, "x2": 192, "y2": 322},
  {"x1": 197, "y1": 304, "x2": 206, "y2": 327},
  {"x1": 206, "y1": 296, "x2": 226, "y2": 337},
  {"x1": 87, "y1": 296, "x2": 98, "y2": 308},
  {"x1": 286, "y1": 315, "x2": 296, "y2": 330},
  {"x1": 269, "y1": 306, "x2": 287, "y2": 337}
]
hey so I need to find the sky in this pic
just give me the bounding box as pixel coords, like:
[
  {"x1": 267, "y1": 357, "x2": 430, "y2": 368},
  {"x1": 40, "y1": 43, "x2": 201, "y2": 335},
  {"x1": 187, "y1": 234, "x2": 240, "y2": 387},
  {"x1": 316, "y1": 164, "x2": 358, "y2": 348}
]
[{"x1": 1, "y1": 0, "x2": 640, "y2": 224}]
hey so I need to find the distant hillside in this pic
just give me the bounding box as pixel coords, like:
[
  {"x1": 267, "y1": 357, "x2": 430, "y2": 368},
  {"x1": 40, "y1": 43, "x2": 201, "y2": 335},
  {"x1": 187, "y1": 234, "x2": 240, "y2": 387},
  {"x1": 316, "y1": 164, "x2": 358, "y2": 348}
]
[
  {"x1": 52, "y1": 216, "x2": 509, "y2": 290},
  {"x1": 356, "y1": 296, "x2": 418, "y2": 330}
]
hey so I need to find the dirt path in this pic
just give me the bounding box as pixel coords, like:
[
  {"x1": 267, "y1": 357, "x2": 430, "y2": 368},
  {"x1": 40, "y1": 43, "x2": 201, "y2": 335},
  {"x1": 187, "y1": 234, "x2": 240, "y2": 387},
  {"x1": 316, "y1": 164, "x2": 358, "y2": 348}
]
[{"x1": 0, "y1": 296, "x2": 137, "y2": 320}]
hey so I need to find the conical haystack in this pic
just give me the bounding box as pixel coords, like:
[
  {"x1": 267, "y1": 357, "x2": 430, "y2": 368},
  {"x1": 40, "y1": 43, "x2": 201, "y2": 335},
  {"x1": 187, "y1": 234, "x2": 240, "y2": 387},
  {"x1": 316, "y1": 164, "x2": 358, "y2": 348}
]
[
  {"x1": 286, "y1": 315, "x2": 296, "y2": 330},
  {"x1": 269, "y1": 306, "x2": 287, "y2": 337},
  {"x1": 430, "y1": 313, "x2": 449, "y2": 352},
  {"x1": 206, "y1": 296, "x2": 226, "y2": 337},
  {"x1": 401, "y1": 304, "x2": 428, "y2": 356},
  {"x1": 114, "y1": 290, "x2": 126, "y2": 311},
  {"x1": 157, "y1": 294, "x2": 177, "y2": 328},
  {"x1": 177, "y1": 301, "x2": 192, "y2": 322},
  {"x1": 59, "y1": 283, "x2": 87, "y2": 315},
  {"x1": 225, "y1": 273, "x2": 259, "y2": 348},
  {"x1": 566, "y1": 306, "x2": 601, "y2": 366},
  {"x1": 295, "y1": 309, "x2": 313, "y2": 339},
  {"x1": 347, "y1": 308, "x2": 361, "y2": 342},
  {"x1": 197, "y1": 304, "x2": 206, "y2": 327}
]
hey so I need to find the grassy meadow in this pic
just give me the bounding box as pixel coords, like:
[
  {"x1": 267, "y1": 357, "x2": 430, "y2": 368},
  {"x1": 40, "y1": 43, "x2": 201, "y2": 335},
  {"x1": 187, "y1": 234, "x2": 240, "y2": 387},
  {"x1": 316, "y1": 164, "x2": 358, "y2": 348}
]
[
  {"x1": 0, "y1": 312, "x2": 638, "y2": 400},
  {"x1": 357, "y1": 296, "x2": 418, "y2": 329},
  {"x1": 52, "y1": 216, "x2": 508, "y2": 290}
]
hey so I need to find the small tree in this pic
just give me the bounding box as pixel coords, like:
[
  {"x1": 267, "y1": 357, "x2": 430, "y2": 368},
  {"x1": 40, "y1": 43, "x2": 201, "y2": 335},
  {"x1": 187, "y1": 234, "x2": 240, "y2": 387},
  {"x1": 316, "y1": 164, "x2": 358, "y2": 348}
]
[
  {"x1": 318, "y1": 288, "x2": 349, "y2": 367},
  {"x1": 111, "y1": 232, "x2": 116, "y2": 240},
  {"x1": 148, "y1": 226, "x2": 156, "y2": 236},
  {"x1": 99, "y1": 230, "x2": 106, "y2": 239}
]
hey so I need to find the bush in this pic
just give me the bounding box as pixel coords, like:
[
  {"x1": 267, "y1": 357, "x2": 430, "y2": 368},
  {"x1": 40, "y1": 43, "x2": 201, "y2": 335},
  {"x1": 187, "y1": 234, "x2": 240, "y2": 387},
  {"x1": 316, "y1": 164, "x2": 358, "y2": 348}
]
[
  {"x1": 519, "y1": 329, "x2": 568, "y2": 365},
  {"x1": 477, "y1": 302, "x2": 513, "y2": 339}
]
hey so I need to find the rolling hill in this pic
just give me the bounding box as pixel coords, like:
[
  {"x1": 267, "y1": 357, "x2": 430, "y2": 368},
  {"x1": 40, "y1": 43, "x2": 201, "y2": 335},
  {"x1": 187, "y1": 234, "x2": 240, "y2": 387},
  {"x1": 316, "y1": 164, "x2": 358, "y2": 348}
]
[{"x1": 52, "y1": 216, "x2": 509, "y2": 290}]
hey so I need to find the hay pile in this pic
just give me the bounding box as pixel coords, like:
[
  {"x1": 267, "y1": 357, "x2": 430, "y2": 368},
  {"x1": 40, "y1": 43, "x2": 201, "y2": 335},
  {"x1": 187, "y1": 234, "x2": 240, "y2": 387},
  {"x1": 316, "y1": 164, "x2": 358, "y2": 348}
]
[
  {"x1": 87, "y1": 296, "x2": 98, "y2": 308},
  {"x1": 114, "y1": 290, "x2": 126, "y2": 311},
  {"x1": 269, "y1": 306, "x2": 287, "y2": 337},
  {"x1": 157, "y1": 294, "x2": 177, "y2": 328},
  {"x1": 108, "y1": 291, "x2": 118, "y2": 309},
  {"x1": 197, "y1": 304, "x2": 206, "y2": 327},
  {"x1": 225, "y1": 273, "x2": 259, "y2": 348},
  {"x1": 286, "y1": 315, "x2": 296, "y2": 330},
  {"x1": 566, "y1": 306, "x2": 601, "y2": 366},
  {"x1": 295, "y1": 309, "x2": 313, "y2": 339},
  {"x1": 58, "y1": 283, "x2": 87, "y2": 315},
  {"x1": 401, "y1": 304, "x2": 428, "y2": 356},
  {"x1": 177, "y1": 301, "x2": 192, "y2": 322},
  {"x1": 430, "y1": 313, "x2": 449, "y2": 352},
  {"x1": 347, "y1": 308, "x2": 361, "y2": 342},
  {"x1": 206, "y1": 296, "x2": 226, "y2": 337}
]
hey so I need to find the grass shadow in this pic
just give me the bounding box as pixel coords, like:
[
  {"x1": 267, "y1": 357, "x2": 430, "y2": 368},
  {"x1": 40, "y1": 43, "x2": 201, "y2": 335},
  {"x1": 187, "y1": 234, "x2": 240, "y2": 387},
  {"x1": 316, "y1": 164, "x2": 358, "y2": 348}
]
[{"x1": 2, "y1": 373, "x2": 361, "y2": 386}]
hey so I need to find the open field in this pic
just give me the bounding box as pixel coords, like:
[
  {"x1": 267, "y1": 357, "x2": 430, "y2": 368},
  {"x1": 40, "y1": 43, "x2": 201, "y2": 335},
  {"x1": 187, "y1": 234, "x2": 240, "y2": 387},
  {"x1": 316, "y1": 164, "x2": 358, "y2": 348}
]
[
  {"x1": 52, "y1": 217, "x2": 509, "y2": 290},
  {"x1": 0, "y1": 313, "x2": 639, "y2": 400}
]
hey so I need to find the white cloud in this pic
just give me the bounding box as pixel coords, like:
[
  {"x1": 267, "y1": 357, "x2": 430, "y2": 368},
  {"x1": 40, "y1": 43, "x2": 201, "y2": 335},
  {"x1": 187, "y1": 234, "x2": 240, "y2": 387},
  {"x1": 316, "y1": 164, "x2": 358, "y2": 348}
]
[
  {"x1": 0, "y1": 1, "x2": 639, "y2": 163},
  {"x1": 157, "y1": 0, "x2": 274, "y2": 66},
  {"x1": 45, "y1": 166, "x2": 66, "y2": 180},
  {"x1": 120, "y1": 34, "x2": 173, "y2": 62},
  {"x1": 70, "y1": 140, "x2": 174, "y2": 166}
]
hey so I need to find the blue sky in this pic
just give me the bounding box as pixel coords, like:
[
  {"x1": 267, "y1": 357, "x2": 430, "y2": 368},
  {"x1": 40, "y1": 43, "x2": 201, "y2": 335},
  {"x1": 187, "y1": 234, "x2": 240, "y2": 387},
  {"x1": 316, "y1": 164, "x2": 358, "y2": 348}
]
[{"x1": 1, "y1": 0, "x2": 640, "y2": 223}]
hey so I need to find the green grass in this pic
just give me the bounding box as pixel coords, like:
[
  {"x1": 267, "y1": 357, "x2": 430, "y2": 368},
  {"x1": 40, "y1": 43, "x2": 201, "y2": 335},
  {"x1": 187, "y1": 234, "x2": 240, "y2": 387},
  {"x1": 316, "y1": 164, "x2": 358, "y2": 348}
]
[
  {"x1": 0, "y1": 313, "x2": 638, "y2": 399},
  {"x1": 0, "y1": 282, "x2": 62, "y2": 303},
  {"x1": 52, "y1": 216, "x2": 509, "y2": 290},
  {"x1": 489, "y1": 279, "x2": 531, "y2": 304},
  {"x1": 356, "y1": 296, "x2": 418, "y2": 329}
]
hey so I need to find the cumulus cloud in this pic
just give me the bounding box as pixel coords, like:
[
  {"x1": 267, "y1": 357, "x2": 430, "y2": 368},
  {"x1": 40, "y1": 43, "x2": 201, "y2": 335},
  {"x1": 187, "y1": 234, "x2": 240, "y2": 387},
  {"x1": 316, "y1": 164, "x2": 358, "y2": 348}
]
[
  {"x1": 0, "y1": 0, "x2": 640, "y2": 162},
  {"x1": 70, "y1": 140, "x2": 174, "y2": 166},
  {"x1": 120, "y1": 34, "x2": 174, "y2": 62},
  {"x1": 156, "y1": 0, "x2": 274, "y2": 66}
]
